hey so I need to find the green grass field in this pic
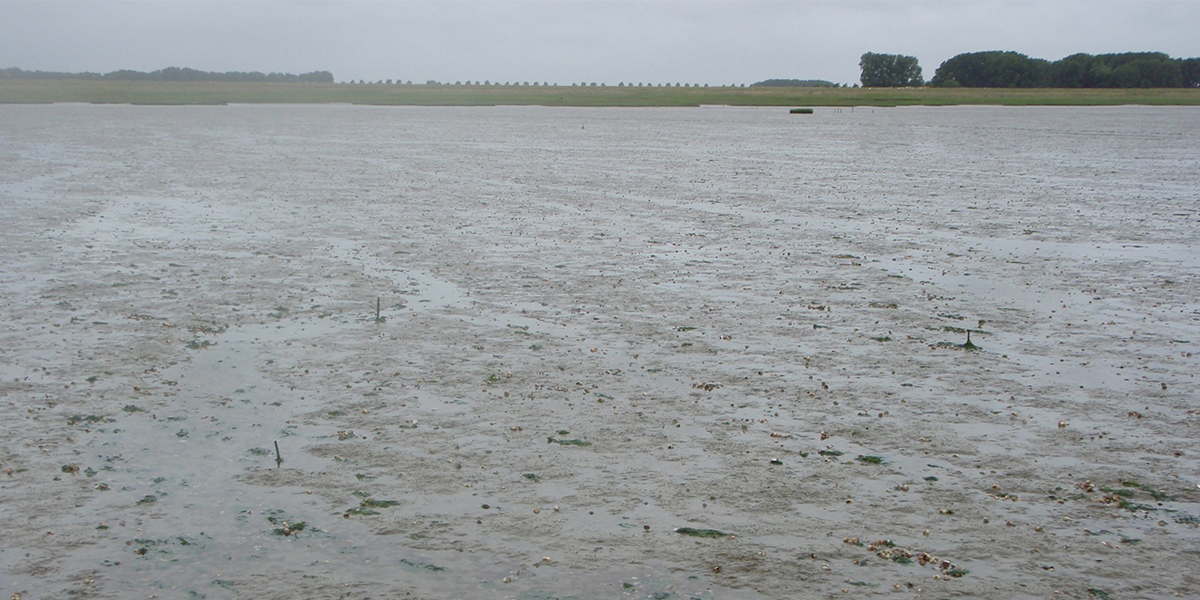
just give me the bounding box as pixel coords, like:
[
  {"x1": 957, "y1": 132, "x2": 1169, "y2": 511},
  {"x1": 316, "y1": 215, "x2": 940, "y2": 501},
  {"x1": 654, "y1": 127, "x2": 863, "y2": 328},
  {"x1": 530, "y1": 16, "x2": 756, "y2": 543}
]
[{"x1": 2, "y1": 79, "x2": 1199, "y2": 106}]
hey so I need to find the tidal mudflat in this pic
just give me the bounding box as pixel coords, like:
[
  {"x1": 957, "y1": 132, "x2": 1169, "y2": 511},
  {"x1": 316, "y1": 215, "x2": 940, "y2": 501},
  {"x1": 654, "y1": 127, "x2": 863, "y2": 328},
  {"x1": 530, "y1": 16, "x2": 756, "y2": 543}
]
[{"x1": 1, "y1": 104, "x2": 1198, "y2": 599}]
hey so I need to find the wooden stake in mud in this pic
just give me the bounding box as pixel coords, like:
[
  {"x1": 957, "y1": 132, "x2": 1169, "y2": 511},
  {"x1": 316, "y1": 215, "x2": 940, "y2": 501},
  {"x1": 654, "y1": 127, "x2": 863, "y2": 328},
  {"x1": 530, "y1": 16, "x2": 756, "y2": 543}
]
[
  {"x1": 376, "y1": 297, "x2": 381, "y2": 321},
  {"x1": 274, "y1": 440, "x2": 283, "y2": 467}
]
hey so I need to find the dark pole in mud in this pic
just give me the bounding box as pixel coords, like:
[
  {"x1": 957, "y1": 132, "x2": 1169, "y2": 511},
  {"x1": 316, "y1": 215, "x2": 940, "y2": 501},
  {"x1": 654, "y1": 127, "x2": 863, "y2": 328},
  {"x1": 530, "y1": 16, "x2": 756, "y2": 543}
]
[
  {"x1": 963, "y1": 329, "x2": 977, "y2": 350},
  {"x1": 274, "y1": 440, "x2": 283, "y2": 467}
]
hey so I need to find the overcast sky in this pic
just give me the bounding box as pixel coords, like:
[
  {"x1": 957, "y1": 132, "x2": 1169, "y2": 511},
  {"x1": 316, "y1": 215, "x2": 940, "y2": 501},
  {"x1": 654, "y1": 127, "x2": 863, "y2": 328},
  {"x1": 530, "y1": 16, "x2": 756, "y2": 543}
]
[{"x1": 2, "y1": 1, "x2": 1198, "y2": 85}]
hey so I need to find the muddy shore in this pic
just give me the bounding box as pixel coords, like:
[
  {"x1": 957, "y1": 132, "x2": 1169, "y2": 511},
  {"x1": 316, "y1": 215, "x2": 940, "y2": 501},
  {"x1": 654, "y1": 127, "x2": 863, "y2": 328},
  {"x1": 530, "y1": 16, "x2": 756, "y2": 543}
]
[{"x1": 1, "y1": 104, "x2": 1198, "y2": 599}]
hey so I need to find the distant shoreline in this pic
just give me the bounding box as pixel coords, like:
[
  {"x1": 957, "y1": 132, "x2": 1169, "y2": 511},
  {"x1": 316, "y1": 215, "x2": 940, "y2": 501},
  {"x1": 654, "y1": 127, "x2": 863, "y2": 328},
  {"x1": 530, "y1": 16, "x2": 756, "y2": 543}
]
[{"x1": 2, "y1": 80, "x2": 1199, "y2": 106}]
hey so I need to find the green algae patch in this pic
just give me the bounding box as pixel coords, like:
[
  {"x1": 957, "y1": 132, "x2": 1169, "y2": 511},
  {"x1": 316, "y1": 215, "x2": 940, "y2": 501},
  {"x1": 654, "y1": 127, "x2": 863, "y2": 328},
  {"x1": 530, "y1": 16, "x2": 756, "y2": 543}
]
[
  {"x1": 1121, "y1": 480, "x2": 1176, "y2": 502},
  {"x1": 675, "y1": 527, "x2": 728, "y2": 538},
  {"x1": 399, "y1": 558, "x2": 445, "y2": 572},
  {"x1": 361, "y1": 499, "x2": 401, "y2": 508},
  {"x1": 67, "y1": 414, "x2": 112, "y2": 426},
  {"x1": 548, "y1": 437, "x2": 592, "y2": 447}
]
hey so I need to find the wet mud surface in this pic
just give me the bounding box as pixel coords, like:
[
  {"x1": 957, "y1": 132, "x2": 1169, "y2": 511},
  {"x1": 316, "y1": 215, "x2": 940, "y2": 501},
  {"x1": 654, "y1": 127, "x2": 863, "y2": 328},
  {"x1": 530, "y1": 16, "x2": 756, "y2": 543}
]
[{"x1": 2, "y1": 104, "x2": 1199, "y2": 599}]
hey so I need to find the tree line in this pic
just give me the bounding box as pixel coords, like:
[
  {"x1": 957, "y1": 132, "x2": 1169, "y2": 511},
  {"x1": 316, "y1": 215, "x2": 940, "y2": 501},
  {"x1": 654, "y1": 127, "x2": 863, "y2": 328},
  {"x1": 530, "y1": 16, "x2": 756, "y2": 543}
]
[
  {"x1": 861, "y1": 51, "x2": 1200, "y2": 88},
  {"x1": 751, "y1": 79, "x2": 841, "y2": 88},
  {"x1": 0, "y1": 67, "x2": 334, "y2": 83}
]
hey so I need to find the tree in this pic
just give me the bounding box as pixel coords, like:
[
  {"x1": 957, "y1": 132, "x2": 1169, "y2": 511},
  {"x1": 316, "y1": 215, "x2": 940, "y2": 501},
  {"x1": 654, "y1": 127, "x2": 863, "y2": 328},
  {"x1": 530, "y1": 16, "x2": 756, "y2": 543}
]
[
  {"x1": 751, "y1": 79, "x2": 839, "y2": 88},
  {"x1": 859, "y1": 52, "x2": 923, "y2": 87},
  {"x1": 1182, "y1": 58, "x2": 1200, "y2": 88},
  {"x1": 1049, "y1": 53, "x2": 1109, "y2": 87},
  {"x1": 1098, "y1": 53, "x2": 1182, "y2": 88},
  {"x1": 1049, "y1": 52, "x2": 1184, "y2": 88},
  {"x1": 930, "y1": 51, "x2": 1049, "y2": 87},
  {"x1": 1108, "y1": 59, "x2": 1181, "y2": 88}
]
